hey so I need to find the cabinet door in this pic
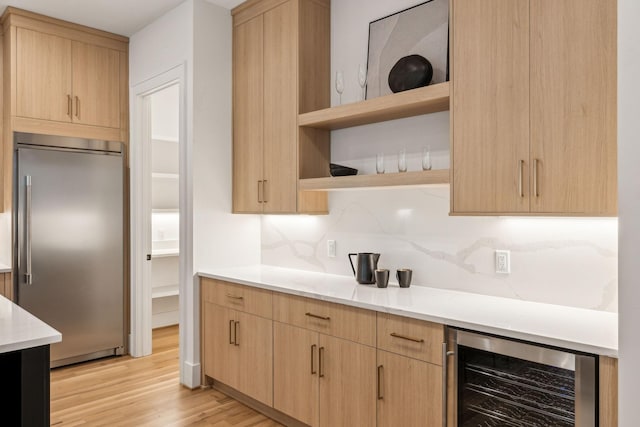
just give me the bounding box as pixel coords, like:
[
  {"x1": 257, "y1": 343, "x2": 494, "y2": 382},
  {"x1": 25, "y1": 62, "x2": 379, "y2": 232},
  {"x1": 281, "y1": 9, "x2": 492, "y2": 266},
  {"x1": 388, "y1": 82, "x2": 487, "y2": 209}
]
[
  {"x1": 71, "y1": 41, "x2": 121, "y2": 128},
  {"x1": 202, "y1": 303, "x2": 237, "y2": 388},
  {"x1": 16, "y1": 28, "x2": 72, "y2": 123},
  {"x1": 0, "y1": 273, "x2": 8, "y2": 300},
  {"x1": 451, "y1": 0, "x2": 530, "y2": 214},
  {"x1": 233, "y1": 15, "x2": 264, "y2": 213},
  {"x1": 273, "y1": 322, "x2": 319, "y2": 426},
  {"x1": 318, "y1": 335, "x2": 376, "y2": 427},
  {"x1": 234, "y1": 311, "x2": 273, "y2": 406},
  {"x1": 377, "y1": 350, "x2": 443, "y2": 427},
  {"x1": 530, "y1": 0, "x2": 617, "y2": 215},
  {"x1": 263, "y1": 0, "x2": 298, "y2": 213}
]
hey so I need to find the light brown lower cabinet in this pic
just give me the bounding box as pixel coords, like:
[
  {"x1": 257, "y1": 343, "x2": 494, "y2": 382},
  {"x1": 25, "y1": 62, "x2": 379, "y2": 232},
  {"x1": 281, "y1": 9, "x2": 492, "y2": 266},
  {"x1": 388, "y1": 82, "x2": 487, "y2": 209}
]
[
  {"x1": 273, "y1": 322, "x2": 376, "y2": 427},
  {"x1": 0, "y1": 272, "x2": 12, "y2": 300},
  {"x1": 377, "y1": 349, "x2": 443, "y2": 427},
  {"x1": 201, "y1": 281, "x2": 619, "y2": 427},
  {"x1": 202, "y1": 301, "x2": 273, "y2": 406}
]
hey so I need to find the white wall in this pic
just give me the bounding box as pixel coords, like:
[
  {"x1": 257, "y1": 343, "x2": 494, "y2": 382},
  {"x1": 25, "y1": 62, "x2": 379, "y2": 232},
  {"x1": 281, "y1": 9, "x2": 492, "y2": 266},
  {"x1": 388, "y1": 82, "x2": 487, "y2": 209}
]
[
  {"x1": 190, "y1": 0, "x2": 261, "y2": 384},
  {"x1": 129, "y1": 0, "x2": 260, "y2": 388},
  {"x1": 617, "y1": 0, "x2": 639, "y2": 422},
  {"x1": 151, "y1": 84, "x2": 180, "y2": 142},
  {"x1": 129, "y1": 1, "x2": 193, "y2": 88},
  {"x1": 261, "y1": 0, "x2": 619, "y2": 312},
  {"x1": 192, "y1": 0, "x2": 260, "y2": 274}
]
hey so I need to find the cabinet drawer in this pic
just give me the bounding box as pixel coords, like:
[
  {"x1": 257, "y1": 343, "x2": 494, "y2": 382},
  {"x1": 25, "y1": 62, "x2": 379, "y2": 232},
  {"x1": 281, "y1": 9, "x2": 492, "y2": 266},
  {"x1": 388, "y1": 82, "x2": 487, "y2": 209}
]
[
  {"x1": 273, "y1": 293, "x2": 375, "y2": 346},
  {"x1": 377, "y1": 312, "x2": 444, "y2": 365},
  {"x1": 201, "y1": 278, "x2": 272, "y2": 319}
]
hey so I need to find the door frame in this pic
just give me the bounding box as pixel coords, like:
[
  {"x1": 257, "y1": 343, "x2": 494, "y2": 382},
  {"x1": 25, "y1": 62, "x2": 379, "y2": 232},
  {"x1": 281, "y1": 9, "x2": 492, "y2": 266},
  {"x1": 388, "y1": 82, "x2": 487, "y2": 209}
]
[{"x1": 130, "y1": 64, "x2": 190, "y2": 360}]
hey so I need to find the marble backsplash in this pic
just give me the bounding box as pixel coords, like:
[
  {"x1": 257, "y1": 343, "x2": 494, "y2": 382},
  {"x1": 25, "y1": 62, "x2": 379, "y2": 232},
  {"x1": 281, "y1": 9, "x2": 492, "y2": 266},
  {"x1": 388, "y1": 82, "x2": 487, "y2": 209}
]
[{"x1": 261, "y1": 187, "x2": 618, "y2": 312}]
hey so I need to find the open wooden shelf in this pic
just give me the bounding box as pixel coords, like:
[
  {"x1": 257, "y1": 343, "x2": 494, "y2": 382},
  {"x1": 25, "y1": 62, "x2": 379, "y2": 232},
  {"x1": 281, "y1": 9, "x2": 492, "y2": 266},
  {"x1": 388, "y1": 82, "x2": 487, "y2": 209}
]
[
  {"x1": 298, "y1": 82, "x2": 450, "y2": 130},
  {"x1": 299, "y1": 169, "x2": 450, "y2": 191}
]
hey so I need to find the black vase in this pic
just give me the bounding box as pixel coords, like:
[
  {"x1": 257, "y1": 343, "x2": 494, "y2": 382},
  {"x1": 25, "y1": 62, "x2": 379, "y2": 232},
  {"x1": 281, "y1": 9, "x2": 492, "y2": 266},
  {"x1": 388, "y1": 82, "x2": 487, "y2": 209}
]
[{"x1": 388, "y1": 55, "x2": 433, "y2": 93}]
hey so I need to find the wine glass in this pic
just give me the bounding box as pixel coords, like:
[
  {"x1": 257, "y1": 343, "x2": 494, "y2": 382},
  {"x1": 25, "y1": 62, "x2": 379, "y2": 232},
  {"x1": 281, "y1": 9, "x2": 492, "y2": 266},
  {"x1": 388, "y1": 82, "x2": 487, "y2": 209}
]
[
  {"x1": 335, "y1": 71, "x2": 344, "y2": 105},
  {"x1": 358, "y1": 64, "x2": 367, "y2": 101}
]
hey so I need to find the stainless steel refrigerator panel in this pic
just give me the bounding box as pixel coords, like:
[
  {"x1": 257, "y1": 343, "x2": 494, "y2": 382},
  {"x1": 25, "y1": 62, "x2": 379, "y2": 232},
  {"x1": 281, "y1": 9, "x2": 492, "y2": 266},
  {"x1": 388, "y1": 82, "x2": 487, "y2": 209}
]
[{"x1": 16, "y1": 143, "x2": 124, "y2": 365}]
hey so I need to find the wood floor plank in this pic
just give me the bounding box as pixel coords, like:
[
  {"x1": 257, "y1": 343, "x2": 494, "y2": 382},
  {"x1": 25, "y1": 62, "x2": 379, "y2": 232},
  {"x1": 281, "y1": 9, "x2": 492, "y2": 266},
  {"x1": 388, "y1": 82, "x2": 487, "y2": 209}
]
[{"x1": 51, "y1": 326, "x2": 282, "y2": 427}]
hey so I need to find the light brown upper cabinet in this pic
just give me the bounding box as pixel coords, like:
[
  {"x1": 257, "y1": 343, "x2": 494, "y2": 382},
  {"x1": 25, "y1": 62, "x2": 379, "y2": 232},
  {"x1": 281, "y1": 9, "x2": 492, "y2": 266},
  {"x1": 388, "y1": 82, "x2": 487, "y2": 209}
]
[
  {"x1": 3, "y1": 7, "x2": 128, "y2": 139},
  {"x1": 451, "y1": 0, "x2": 617, "y2": 216},
  {"x1": 1, "y1": 7, "x2": 129, "y2": 212},
  {"x1": 232, "y1": 0, "x2": 330, "y2": 214},
  {"x1": 15, "y1": 28, "x2": 122, "y2": 129}
]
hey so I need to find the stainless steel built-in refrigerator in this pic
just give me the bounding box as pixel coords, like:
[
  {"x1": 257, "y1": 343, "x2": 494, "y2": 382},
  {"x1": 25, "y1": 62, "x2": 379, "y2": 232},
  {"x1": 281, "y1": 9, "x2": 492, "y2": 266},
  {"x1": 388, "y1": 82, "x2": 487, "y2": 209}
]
[{"x1": 13, "y1": 132, "x2": 125, "y2": 367}]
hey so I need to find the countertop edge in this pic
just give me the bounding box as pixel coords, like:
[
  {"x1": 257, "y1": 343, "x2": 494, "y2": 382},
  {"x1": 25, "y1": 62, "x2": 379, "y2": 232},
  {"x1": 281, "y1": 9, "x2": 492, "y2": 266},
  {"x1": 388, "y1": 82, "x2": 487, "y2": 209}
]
[
  {"x1": 198, "y1": 270, "x2": 618, "y2": 358},
  {"x1": 0, "y1": 333, "x2": 62, "y2": 354}
]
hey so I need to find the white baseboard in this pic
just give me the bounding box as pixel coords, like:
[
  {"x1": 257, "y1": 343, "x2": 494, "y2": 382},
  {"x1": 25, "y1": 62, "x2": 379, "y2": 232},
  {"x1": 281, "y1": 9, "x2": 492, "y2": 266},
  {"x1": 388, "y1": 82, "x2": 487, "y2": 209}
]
[{"x1": 182, "y1": 360, "x2": 201, "y2": 389}]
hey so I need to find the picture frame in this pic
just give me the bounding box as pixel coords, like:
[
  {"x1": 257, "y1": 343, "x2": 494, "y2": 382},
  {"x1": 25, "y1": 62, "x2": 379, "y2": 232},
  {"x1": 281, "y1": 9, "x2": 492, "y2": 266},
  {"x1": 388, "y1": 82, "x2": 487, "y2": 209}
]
[{"x1": 365, "y1": 0, "x2": 449, "y2": 100}]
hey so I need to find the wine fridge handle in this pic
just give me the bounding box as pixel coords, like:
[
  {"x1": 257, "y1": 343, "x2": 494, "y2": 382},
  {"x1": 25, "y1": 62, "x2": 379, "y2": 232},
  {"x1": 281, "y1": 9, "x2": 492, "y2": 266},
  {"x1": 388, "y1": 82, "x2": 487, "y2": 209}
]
[{"x1": 443, "y1": 343, "x2": 455, "y2": 427}]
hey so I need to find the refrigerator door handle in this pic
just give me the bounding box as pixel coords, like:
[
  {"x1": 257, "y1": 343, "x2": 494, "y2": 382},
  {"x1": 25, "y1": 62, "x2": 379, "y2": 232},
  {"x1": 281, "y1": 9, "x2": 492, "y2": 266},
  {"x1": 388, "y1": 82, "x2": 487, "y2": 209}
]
[{"x1": 25, "y1": 175, "x2": 33, "y2": 285}]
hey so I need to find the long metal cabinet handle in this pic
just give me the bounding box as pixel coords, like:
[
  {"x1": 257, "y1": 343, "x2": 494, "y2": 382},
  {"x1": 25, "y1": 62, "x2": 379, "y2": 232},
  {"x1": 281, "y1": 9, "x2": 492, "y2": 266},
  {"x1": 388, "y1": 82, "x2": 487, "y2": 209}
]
[
  {"x1": 377, "y1": 365, "x2": 384, "y2": 400},
  {"x1": 442, "y1": 343, "x2": 455, "y2": 427},
  {"x1": 263, "y1": 180, "x2": 268, "y2": 203},
  {"x1": 390, "y1": 332, "x2": 424, "y2": 343},
  {"x1": 234, "y1": 321, "x2": 239, "y2": 346},
  {"x1": 257, "y1": 180, "x2": 263, "y2": 203},
  {"x1": 518, "y1": 160, "x2": 524, "y2": 197},
  {"x1": 75, "y1": 96, "x2": 80, "y2": 118},
  {"x1": 311, "y1": 344, "x2": 317, "y2": 375},
  {"x1": 229, "y1": 320, "x2": 235, "y2": 344},
  {"x1": 318, "y1": 347, "x2": 325, "y2": 378},
  {"x1": 25, "y1": 176, "x2": 33, "y2": 285},
  {"x1": 305, "y1": 312, "x2": 331, "y2": 321},
  {"x1": 226, "y1": 293, "x2": 244, "y2": 301},
  {"x1": 67, "y1": 95, "x2": 72, "y2": 117},
  {"x1": 533, "y1": 159, "x2": 538, "y2": 197}
]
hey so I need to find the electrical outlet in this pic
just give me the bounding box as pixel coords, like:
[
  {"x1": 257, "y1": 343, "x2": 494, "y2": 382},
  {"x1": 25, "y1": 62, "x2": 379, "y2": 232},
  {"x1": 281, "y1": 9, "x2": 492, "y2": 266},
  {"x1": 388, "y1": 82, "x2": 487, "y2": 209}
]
[
  {"x1": 327, "y1": 240, "x2": 336, "y2": 258},
  {"x1": 495, "y1": 250, "x2": 511, "y2": 274}
]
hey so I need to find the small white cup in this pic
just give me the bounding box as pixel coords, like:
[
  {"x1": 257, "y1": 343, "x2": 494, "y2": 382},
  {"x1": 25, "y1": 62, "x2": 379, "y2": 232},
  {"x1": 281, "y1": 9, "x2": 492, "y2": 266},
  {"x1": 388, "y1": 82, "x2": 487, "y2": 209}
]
[
  {"x1": 398, "y1": 149, "x2": 407, "y2": 173},
  {"x1": 376, "y1": 153, "x2": 385, "y2": 174}
]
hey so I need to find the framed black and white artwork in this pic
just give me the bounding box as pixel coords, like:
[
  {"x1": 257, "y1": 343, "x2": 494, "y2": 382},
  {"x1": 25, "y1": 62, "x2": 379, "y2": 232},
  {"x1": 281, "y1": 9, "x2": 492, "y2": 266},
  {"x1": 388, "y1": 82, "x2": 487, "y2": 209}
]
[{"x1": 365, "y1": 0, "x2": 449, "y2": 100}]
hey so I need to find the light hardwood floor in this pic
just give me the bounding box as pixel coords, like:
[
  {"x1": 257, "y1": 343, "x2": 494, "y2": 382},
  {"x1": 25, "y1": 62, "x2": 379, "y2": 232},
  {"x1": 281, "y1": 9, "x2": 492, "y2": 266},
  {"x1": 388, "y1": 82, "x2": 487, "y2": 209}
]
[{"x1": 50, "y1": 326, "x2": 282, "y2": 426}]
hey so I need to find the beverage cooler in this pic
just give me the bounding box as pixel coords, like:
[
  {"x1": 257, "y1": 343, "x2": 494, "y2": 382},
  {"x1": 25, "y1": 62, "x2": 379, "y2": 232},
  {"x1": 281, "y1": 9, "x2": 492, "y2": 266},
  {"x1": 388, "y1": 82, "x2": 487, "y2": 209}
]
[{"x1": 451, "y1": 329, "x2": 597, "y2": 427}]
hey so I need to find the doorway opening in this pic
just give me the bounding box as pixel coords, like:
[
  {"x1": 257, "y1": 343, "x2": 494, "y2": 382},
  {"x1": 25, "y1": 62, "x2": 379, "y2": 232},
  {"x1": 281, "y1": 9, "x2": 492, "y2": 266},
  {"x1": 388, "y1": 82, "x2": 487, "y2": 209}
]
[{"x1": 149, "y1": 85, "x2": 180, "y2": 334}]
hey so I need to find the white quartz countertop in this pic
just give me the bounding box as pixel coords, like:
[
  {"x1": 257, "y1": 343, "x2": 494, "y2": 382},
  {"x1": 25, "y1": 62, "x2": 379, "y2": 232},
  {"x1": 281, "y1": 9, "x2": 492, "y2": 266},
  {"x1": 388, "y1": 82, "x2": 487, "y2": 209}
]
[
  {"x1": 0, "y1": 295, "x2": 61, "y2": 354},
  {"x1": 0, "y1": 263, "x2": 11, "y2": 273},
  {"x1": 199, "y1": 265, "x2": 618, "y2": 357}
]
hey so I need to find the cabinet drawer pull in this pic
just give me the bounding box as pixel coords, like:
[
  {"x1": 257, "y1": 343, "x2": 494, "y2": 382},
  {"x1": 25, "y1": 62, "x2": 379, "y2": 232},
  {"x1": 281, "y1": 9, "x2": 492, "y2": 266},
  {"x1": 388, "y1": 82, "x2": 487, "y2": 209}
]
[
  {"x1": 75, "y1": 96, "x2": 80, "y2": 118},
  {"x1": 533, "y1": 158, "x2": 539, "y2": 197},
  {"x1": 229, "y1": 320, "x2": 235, "y2": 344},
  {"x1": 226, "y1": 293, "x2": 244, "y2": 300},
  {"x1": 377, "y1": 365, "x2": 384, "y2": 400},
  {"x1": 234, "y1": 321, "x2": 240, "y2": 346},
  {"x1": 257, "y1": 180, "x2": 263, "y2": 203},
  {"x1": 318, "y1": 346, "x2": 325, "y2": 378},
  {"x1": 67, "y1": 94, "x2": 72, "y2": 117},
  {"x1": 305, "y1": 312, "x2": 330, "y2": 321},
  {"x1": 390, "y1": 332, "x2": 424, "y2": 343},
  {"x1": 263, "y1": 180, "x2": 268, "y2": 203},
  {"x1": 311, "y1": 344, "x2": 317, "y2": 375},
  {"x1": 518, "y1": 160, "x2": 524, "y2": 198}
]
